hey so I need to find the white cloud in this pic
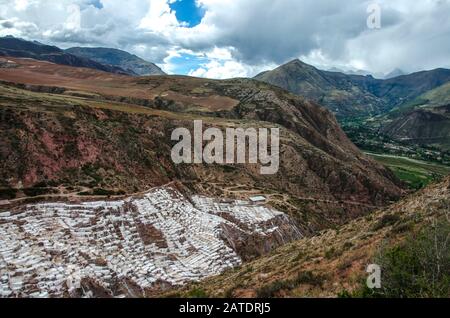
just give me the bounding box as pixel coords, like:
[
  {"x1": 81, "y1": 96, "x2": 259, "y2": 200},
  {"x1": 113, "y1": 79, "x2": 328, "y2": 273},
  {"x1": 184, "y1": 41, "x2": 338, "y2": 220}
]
[
  {"x1": 0, "y1": 0, "x2": 449, "y2": 76},
  {"x1": 186, "y1": 46, "x2": 276, "y2": 79},
  {"x1": 139, "y1": 0, "x2": 179, "y2": 33},
  {"x1": 14, "y1": 0, "x2": 30, "y2": 11},
  {"x1": 189, "y1": 59, "x2": 247, "y2": 79}
]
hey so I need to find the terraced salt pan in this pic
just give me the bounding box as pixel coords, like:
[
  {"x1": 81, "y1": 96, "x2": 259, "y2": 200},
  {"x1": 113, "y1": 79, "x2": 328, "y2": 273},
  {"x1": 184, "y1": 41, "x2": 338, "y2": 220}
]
[
  {"x1": 0, "y1": 186, "x2": 300, "y2": 298},
  {"x1": 193, "y1": 196, "x2": 285, "y2": 232}
]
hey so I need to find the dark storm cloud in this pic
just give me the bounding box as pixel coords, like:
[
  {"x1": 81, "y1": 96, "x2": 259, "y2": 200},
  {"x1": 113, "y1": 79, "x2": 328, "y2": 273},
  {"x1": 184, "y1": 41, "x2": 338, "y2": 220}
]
[{"x1": 1, "y1": 21, "x2": 14, "y2": 29}]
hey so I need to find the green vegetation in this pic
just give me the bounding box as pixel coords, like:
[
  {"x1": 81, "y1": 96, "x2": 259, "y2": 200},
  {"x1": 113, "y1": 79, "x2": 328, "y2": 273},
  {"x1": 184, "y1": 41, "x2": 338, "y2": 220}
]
[
  {"x1": 324, "y1": 247, "x2": 343, "y2": 259},
  {"x1": 342, "y1": 116, "x2": 450, "y2": 163},
  {"x1": 22, "y1": 187, "x2": 55, "y2": 197},
  {"x1": 367, "y1": 153, "x2": 450, "y2": 189},
  {"x1": 78, "y1": 188, "x2": 125, "y2": 196},
  {"x1": 356, "y1": 219, "x2": 450, "y2": 298},
  {"x1": 186, "y1": 288, "x2": 209, "y2": 298},
  {"x1": 0, "y1": 188, "x2": 17, "y2": 200},
  {"x1": 81, "y1": 164, "x2": 103, "y2": 185},
  {"x1": 92, "y1": 188, "x2": 117, "y2": 196},
  {"x1": 371, "y1": 214, "x2": 401, "y2": 231}
]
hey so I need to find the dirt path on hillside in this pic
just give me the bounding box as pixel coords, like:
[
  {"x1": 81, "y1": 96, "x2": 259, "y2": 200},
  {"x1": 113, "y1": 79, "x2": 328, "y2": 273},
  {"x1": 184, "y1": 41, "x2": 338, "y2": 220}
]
[{"x1": 0, "y1": 182, "x2": 178, "y2": 209}]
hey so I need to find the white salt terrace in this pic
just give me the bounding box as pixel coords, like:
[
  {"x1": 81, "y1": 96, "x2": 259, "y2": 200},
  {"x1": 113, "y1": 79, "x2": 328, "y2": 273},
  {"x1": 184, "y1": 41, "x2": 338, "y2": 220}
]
[
  {"x1": 192, "y1": 196, "x2": 287, "y2": 233},
  {"x1": 0, "y1": 186, "x2": 301, "y2": 298}
]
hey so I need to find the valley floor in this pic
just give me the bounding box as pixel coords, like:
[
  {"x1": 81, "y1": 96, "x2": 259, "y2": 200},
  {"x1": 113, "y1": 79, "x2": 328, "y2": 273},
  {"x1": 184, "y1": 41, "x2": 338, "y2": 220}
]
[{"x1": 367, "y1": 152, "x2": 450, "y2": 190}]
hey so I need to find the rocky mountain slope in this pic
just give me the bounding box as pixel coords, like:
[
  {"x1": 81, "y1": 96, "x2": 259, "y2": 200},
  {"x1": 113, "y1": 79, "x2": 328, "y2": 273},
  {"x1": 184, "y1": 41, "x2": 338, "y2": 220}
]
[
  {"x1": 255, "y1": 59, "x2": 450, "y2": 118},
  {"x1": 383, "y1": 82, "x2": 450, "y2": 150},
  {"x1": 66, "y1": 47, "x2": 165, "y2": 76},
  {"x1": 391, "y1": 81, "x2": 450, "y2": 113},
  {"x1": 167, "y1": 176, "x2": 450, "y2": 298},
  {"x1": 0, "y1": 58, "x2": 404, "y2": 234},
  {"x1": 254, "y1": 59, "x2": 386, "y2": 117},
  {"x1": 0, "y1": 36, "x2": 129, "y2": 75},
  {"x1": 382, "y1": 104, "x2": 450, "y2": 151},
  {"x1": 353, "y1": 81, "x2": 450, "y2": 152},
  {"x1": 352, "y1": 67, "x2": 450, "y2": 109}
]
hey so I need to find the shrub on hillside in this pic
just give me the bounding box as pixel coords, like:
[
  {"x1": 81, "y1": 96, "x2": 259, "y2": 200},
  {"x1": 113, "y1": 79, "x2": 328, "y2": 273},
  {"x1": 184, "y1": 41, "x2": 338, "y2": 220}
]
[{"x1": 358, "y1": 218, "x2": 450, "y2": 298}]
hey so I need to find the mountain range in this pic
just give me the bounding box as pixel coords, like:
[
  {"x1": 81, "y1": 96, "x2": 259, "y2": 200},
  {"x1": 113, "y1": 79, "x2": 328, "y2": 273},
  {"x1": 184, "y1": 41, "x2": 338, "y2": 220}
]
[
  {"x1": 0, "y1": 57, "x2": 403, "y2": 235},
  {"x1": 384, "y1": 68, "x2": 406, "y2": 79},
  {"x1": 0, "y1": 36, "x2": 129, "y2": 75},
  {"x1": 0, "y1": 37, "x2": 449, "y2": 298},
  {"x1": 0, "y1": 36, "x2": 164, "y2": 76},
  {"x1": 255, "y1": 59, "x2": 450, "y2": 152},
  {"x1": 381, "y1": 104, "x2": 450, "y2": 151},
  {"x1": 255, "y1": 59, "x2": 450, "y2": 118},
  {"x1": 65, "y1": 47, "x2": 166, "y2": 76}
]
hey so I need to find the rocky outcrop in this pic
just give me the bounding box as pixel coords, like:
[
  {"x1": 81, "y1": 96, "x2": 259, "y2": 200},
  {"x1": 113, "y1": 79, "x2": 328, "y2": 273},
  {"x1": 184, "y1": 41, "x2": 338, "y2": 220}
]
[{"x1": 192, "y1": 196, "x2": 302, "y2": 261}]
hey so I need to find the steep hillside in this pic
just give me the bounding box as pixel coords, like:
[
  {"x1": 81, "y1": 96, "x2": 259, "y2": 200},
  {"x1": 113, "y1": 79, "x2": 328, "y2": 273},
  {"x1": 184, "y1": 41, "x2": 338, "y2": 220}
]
[
  {"x1": 66, "y1": 47, "x2": 165, "y2": 76},
  {"x1": 0, "y1": 36, "x2": 129, "y2": 75},
  {"x1": 255, "y1": 59, "x2": 450, "y2": 118},
  {"x1": 378, "y1": 82, "x2": 450, "y2": 151},
  {"x1": 255, "y1": 59, "x2": 386, "y2": 117},
  {"x1": 381, "y1": 105, "x2": 450, "y2": 150},
  {"x1": 168, "y1": 176, "x2": 450, "y2": 298},
  {"x1": 392, "y1": 81, "x2": 450, "y2": 113},
  {"x1": 0, "y1": 58, "x2": 404, "y2": 233},
  {"x1": 351, "y1": 68, "x2": 450, "y2": 109}
]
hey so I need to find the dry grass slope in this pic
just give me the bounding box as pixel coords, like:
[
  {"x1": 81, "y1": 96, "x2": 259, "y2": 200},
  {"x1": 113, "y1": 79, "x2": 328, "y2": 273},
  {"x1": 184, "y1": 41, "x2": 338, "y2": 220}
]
[{"x1": 165, "y1": 176, "x2": 450, "y2": 298}]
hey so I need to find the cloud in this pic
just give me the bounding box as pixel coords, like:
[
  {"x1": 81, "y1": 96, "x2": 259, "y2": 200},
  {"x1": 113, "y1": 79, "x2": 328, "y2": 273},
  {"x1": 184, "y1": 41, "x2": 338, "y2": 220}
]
[
  {"x1": 186, "y1": 47, "x2": 277, "y2": 79},
  {"x1": 188, "y1": 59, "x2": 250, "y2": 79},
  {"x1": 343, "y1": 0, "x2": 450, "y2": 73},
  {"x1": 0, "y1": 0, "x2": 449, "y2": 77}
]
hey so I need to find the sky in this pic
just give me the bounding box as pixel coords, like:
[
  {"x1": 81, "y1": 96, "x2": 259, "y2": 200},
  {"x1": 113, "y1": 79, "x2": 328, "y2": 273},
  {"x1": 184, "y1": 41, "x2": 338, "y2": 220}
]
[{"x1": 1, "y1": 0, "x2": 450, "y2": 79}]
